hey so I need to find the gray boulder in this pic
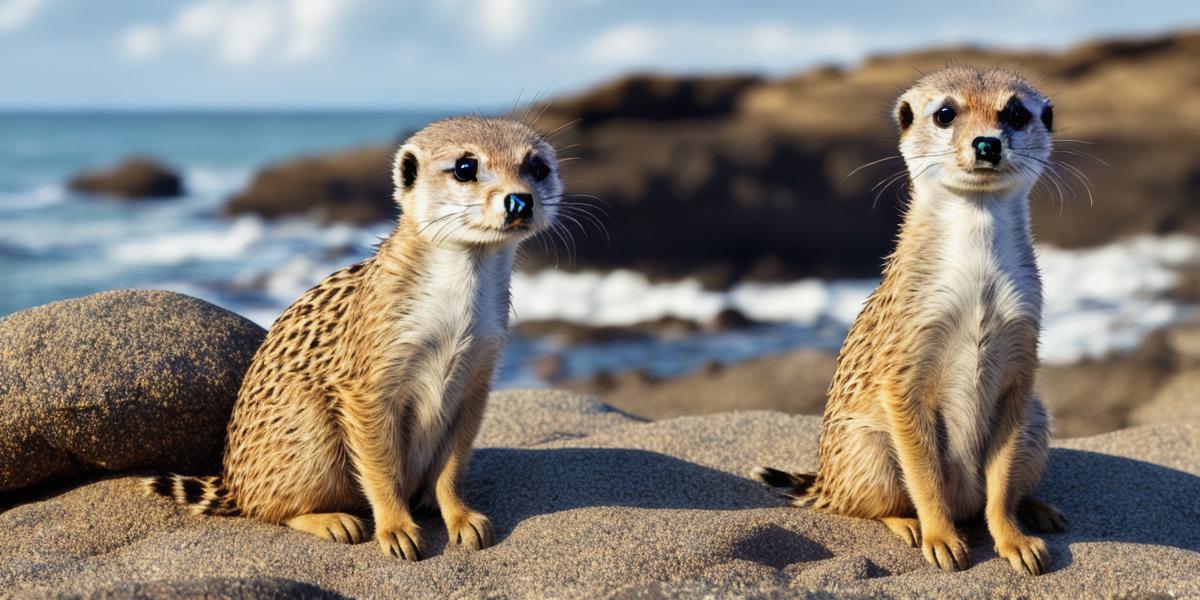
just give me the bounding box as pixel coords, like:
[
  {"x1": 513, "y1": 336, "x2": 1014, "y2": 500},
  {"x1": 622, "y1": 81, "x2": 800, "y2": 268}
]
[{"x1": 0, "y1": 290, "x2": 265, "y2": 493}]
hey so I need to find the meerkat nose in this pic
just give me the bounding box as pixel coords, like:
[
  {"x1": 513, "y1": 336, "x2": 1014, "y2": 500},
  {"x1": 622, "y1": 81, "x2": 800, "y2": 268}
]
[
  {"x1": 973, "y1": 136, "x2": 1003, "y2": 166},
  {"x1": 504, "y1": 193, "x2": 534, "y2": 225}
]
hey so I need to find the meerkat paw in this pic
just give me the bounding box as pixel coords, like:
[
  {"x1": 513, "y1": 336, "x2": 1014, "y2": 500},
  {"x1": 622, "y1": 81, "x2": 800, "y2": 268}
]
[
  {"x1": 995, "y1": 533, "x2": 1049, "y2": 575},
  {"x1": 376, "y1": 521, "x2": 424, "y2": 561},
  {"x1": 1017, "y1": 498, "x2": 1067, "y2": 533},
  {"x1": 921, "y1": 528, "x2": 969, "y2": 572},
  {"x1": 444, "y1": 509, "x2": 494, "y2": 551},
  {"x1": 285, "y1": 513, "x2": 367, "y2": 544},
  {"x1": 880, "y1": 517, "x2": 921, "y2": 547}
]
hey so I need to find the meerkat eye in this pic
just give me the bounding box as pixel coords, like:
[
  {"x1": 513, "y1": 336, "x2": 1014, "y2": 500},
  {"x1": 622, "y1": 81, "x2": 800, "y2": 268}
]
[
  {"x1": 527, "y1": 156, "x2": 550, "y2": 182},
  {"x1": 999, "y1": 97, "x2": 1033, "y2": 130},
  {"x1": 452, "y1": 157, "x2": 478, "y2": 182},
  {"x1": 934, "y1": 105, "x2": 956, "y2": 127}
]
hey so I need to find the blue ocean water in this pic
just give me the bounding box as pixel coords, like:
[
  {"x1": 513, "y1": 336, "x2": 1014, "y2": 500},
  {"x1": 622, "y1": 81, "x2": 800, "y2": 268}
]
[{"x1": 0, "y1": 110, "x2": 438, "y2": 316}]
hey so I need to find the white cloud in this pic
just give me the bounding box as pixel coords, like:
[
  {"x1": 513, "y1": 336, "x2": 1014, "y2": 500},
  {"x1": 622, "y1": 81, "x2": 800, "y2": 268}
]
[
  {"x1": 119, "y1": 24, "x2": 163, "y2": 61},
  {"x1": 581, "y1": 21, "x2": 875, "y2": 71},
  {"x1": 0, "y1": 0, "x2": 44, "y2": 33},
  {"x1": 478, "y1": 0, "x2": 532, "y2": 46},
  {"x1": 117, "y1": 0, "x2": 349, "y2": 66},
  {"x1": 434, "y1": 0, "x2": 535, "y2": 47},
  {"x1": 282, "y1": 0, "x2": 343, "y2": 61},
  {"x1": 582, "y1": 22, "x2": 655, "y2": 63}
]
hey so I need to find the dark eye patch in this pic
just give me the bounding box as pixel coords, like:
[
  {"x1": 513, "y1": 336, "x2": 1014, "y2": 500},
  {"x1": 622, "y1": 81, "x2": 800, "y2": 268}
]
[
  {"x1": 999, "y1": 96, "x2": 1033, "y2": 131},
  {"x1": 526, "y1": 155, "x2": 551, "y2": 181},
  {"x1": 1040, "y1": 104, "x2": 1054, "y2": 132}
]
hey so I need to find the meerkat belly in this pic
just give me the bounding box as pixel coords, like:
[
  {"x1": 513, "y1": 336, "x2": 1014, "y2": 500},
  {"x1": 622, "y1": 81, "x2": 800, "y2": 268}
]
[
  {"x1": 389, "y1": 248, "x2": 510, "y2": 484},
  {"x1": 927, "y1": 203, "x2": 1040, "y2": 518}
]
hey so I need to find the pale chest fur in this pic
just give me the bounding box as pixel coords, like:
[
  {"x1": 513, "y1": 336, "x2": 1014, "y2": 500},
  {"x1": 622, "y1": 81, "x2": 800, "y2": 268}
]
[
  {"x1": 913, "y1": 193, "x2": 1042, "y2": 513},
  {"x1": 386, "y1": 245, "x2": 513, "y2": 479}
]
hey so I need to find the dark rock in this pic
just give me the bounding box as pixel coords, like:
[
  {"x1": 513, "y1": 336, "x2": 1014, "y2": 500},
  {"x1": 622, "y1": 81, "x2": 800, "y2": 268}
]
[
  {"x1": 513, "y1": 316, "x2": 700, "y2": 345},
  {"x1": 225, "y1": 145, "x2": 396, "y2": 224},
  {"x1": 0, "y1": 290, "x2": 266, "y2": 493},
  {"x1": 542, "y1": 73, "x2": 764, "y2": 127},
  {"x1": 224, "y1": 31, "x2": 1200, "y2": 281},
  {"x1": 67, "y1": 157, "x2": 184, "y2": 199},
  {"x1": 706, "y1": 308, "x2": 757, "y2": 332}
]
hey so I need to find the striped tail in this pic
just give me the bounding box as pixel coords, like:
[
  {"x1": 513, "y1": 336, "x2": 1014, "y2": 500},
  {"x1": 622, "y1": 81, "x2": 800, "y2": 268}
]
[
  {"x1": 143, "y1": 474, "x2": 240, "y2": 516},
  {"x1": 751, "y1": 466, "x2": 821, "y2": 508}
]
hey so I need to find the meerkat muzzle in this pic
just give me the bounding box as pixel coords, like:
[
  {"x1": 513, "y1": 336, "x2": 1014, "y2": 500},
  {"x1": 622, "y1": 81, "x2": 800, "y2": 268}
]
[{"x1": 504, "y1": 193, "x2": 534, "y2": 227}]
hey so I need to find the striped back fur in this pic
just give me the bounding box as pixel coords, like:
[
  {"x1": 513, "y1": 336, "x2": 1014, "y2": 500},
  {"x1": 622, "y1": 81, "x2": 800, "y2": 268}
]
[{"x1": 143, "y1": 474, "x2": 240, "y2": 516}]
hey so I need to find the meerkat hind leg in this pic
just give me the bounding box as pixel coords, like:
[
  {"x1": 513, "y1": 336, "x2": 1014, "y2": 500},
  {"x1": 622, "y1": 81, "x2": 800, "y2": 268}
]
[
  {"x1": 1017, "y1": 498, "x2": 1067, "y2": 533},
  {"x1": 285, "y1": 512, "x2": 368, "y2": 544},
  {"x1": 880, "y1": 516, "x2": 921, "y2": 547}
]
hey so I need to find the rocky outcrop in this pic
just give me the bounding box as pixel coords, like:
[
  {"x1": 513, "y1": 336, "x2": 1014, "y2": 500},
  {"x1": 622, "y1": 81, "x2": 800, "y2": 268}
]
[
  {"x1": 225, "y1": 31, "x2": 1200, "y2": 282},
  {"x1": 67, "y1": 157, "x2": 184, "y2": 199},
  {"x1": 225, "y1": 145, "x2": 396, "y2": 225},
  {"x1": 0, "y1": 290, "x2": 265, "y2": 493}
]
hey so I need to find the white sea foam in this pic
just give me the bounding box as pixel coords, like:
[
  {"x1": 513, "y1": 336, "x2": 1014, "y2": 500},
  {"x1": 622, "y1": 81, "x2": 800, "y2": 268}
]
[
  {"x1": 185, "y1": 166, "x2": 253, "y2": 197},
  {"x1": 0, "y1": 184, "x2": 66, "y2": 212},
  {"x1": 512, "y1": 234, "x2": 1199, "y2": 364},
  {"x1": 1038, "y1": 234, "x2": 1200, "y2": 363},
  {"x1": 107, "y1": 216, "x2": 267, "y2": 264},
  {"x1": 186, "y1": 230, "x2": 1200, "y2": 367}
]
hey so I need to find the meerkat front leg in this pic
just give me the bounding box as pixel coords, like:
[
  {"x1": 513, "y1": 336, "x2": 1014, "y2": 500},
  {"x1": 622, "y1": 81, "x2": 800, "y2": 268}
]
[
  {"x1": 984, "y1": 387, "x2": 1051, "y2": 575},
  {"x1": 882, "y1": 380, "x2": 969, "y2": 571},
  {"x1": 433, "y1": 366, "x2": 495, "y2": 550},
  {"x1": 341, "y1": 390, "x2": 424, "y2": 561}
]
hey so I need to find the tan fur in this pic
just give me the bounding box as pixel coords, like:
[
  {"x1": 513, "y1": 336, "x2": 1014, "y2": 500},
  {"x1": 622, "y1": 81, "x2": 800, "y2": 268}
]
[
  {"x1": 147, "y1": 117, "x2": 562, "y2": 560},
  {"x1": 756, "y1": 68, "x2": 1067, "y2": 575}
]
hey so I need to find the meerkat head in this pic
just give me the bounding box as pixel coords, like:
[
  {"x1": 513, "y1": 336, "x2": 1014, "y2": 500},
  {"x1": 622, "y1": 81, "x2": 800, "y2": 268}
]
[
  {"x1": 894, "y1": 66, "x2": 1053, "y2": 197},
  {"x1": 392, "y1": 117, "x2": 561, "y2": 246}
]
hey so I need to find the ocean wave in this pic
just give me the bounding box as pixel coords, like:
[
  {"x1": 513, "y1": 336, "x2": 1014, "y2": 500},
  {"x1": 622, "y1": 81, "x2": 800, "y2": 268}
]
[
  {"x1": 184, "y1": 166, "x2": 253, "y2": 198},
  {"x1": 0, "y1": 184, "x2": 66, "y2": 212},
  {"x1": 513, "y1": 234, "x2": 1199, "y2": 364},
  {"x1": 1038, "y1": 234, "x2": 1200, "y2": 363},
  {"x1": 106, "y1": 216, "x2": 267, "y2": 265},
  {"x1": 155, "y1": 233, "x2": 1200, "y2": 369}
]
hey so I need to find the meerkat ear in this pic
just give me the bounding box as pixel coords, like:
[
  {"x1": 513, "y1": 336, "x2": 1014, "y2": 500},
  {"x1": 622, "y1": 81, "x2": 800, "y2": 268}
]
[
  {"x1": 396, "y1": 150, "x2": 418, "y2": 190},
  {"x1": 896, "y1": 101, "x2": 914, "y2": 132},
  {"x1": 1040, "y1": 104, "x2": 1054, "y2": 132}
]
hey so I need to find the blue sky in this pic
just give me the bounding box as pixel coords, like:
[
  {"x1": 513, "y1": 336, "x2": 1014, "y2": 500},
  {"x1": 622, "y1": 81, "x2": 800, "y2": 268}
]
[{"x1": 2, "y1": 0, "x2": 1198, "y2": 109}]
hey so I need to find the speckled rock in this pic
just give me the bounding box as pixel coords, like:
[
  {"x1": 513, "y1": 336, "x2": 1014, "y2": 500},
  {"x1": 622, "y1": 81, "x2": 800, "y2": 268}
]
[{"x1": 0, "y1": 290, "x2": 265, "y2": 493}]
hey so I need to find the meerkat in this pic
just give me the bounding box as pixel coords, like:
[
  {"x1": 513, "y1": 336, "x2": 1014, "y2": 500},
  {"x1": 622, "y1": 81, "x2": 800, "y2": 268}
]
[
  {"x1": 754, "y1": 67, "x2": 1068, "y2": 575},
  {"x1": 146, "y1": 117, "x2": 562, "y2": 560}
]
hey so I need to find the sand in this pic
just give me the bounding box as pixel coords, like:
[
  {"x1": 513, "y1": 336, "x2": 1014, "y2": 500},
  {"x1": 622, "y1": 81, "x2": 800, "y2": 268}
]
[{"x1": 2, "y1": 389, "x2": 1197, "y2": 598}]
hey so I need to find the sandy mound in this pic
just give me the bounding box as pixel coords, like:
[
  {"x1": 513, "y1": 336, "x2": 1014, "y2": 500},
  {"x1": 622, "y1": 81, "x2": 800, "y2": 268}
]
[{"x1": 2, "y1": 390, "x2": 1197, "y2": 598}]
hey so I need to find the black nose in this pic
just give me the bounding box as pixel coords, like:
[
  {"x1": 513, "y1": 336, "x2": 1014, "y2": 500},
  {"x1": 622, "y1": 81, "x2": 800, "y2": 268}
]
[
  {"x1": 504, "y1": 193, "x2": 534, "y2": 224},
  {"x1": 973, "y1": 136, "x2": 1003, "y2": 165}
]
